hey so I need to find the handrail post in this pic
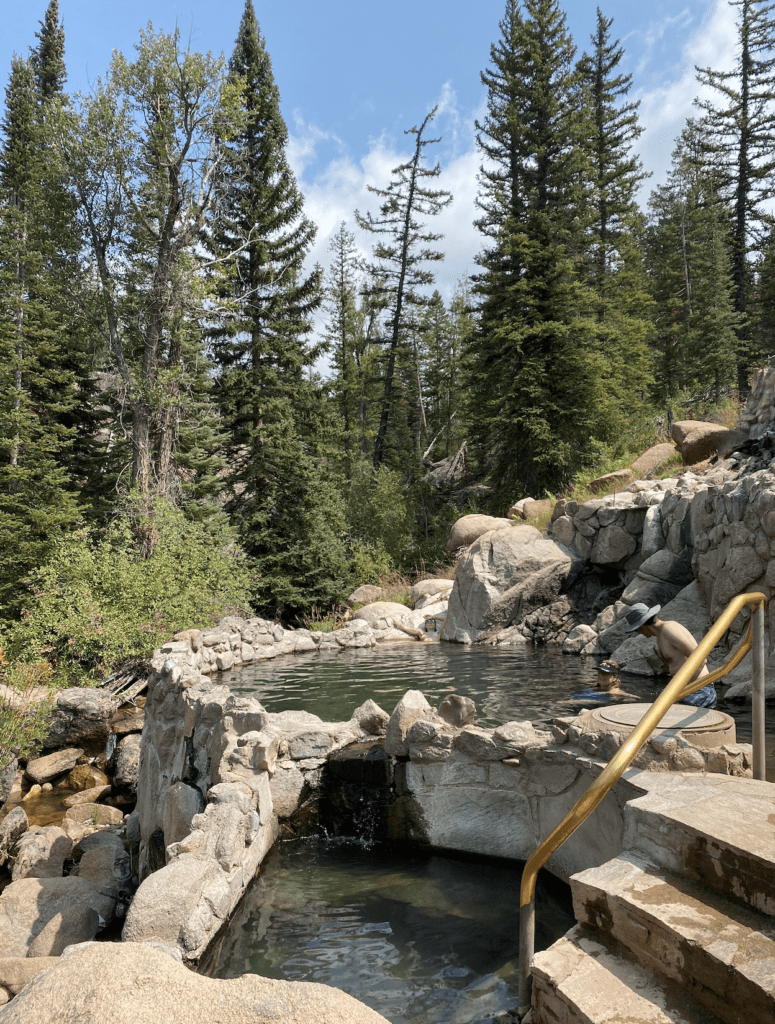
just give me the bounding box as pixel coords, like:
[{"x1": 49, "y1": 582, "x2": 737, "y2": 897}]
[
  {"x1": 752, "y1": 600, "x2": 766, "y2": 781},
  {"x1": 518, "y1": 895, "x2": 535, "y2": 1018}
]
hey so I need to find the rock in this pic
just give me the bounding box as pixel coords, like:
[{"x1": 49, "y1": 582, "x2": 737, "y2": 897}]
[
  {"x1": 0, "y1": 941, "x2": 391, "y2": 1024},
  {"x1": 631, "y1": 442, "x2": 676, "y2": 477},
  {"x1": 350, "y1": 699, "x2": 390, "y2": 735},
  {"x1": 71, "y1": 830, "x2": 126, "y2": 863},
  {"x1": 446, "y1": 513, "x2": 513, "y2": 553},
  {"x1": 609, "y1": 634, "x2": 664, "y2": 676},
  {"x1": 588, "y1": 468, "x2": 633, "y2": 494},
  {"x1": 269, "y1": 765, "x2": 306, "y2": 818},
  {"x1": 25, "y1": 748, "x2": 84, "y2": 785},
  {"x1": 0, "y1": 957, "x2": 58, "y2": 995},
  {"x1": 11, "y1": 827, "x2": 71, "y2": 881},
  {"x1": 442, "y1": 524, "x2": 580, "y2": 643},
  {"x1": 113, "y1": 733, "x2": 142, "y2": 790},
  {"x1": 658, "y1": 581, "x2": 710, "y2": 642},
  {"x1": 173, "y1": 628, "x2": 202, "y2": 651},
  {"x1": 385, "y1": 690, "x2": 437, "y2": 757},
  {"x1": 410, "y1": 578, "x2": 454, "y2": 604},
  {"x1": 64, "y1": 803, "x2": 124, "y2": 827},
  {"x1": 590, "y1": 524, "x2": 637, "y2": 566},
  {"x1": 63, "y1": 763, "x2": 109, "y2": 791},
  {"x1": 163, "y1": 782, "x2": 205, "y2": 849},
  {"x1": 76, "y1": 842, "x2": 132, "y2": 897},
  {"x1": 562, "y1": 625, "x2": 597, "y2": 654},
  {"x1": 0, "y1": 807, "x2": 27, "y2": 863},
  {"x1": 45, "y1": 690, "x2": 119, "y2": 750},
  {"x1": 62, "y1": 785, "x2": 111, "y2": 807},
  {"x1": 621, "y1": 549, "x2": 694, "y2": 609},
  {"x1": 514, "y1": 498, "x2": 553, "y2": 521},
  {"x1": 0, "y1": 876, "x2": 115, "y2": 958},
  {"x1": 437, "y1": 694, "x2": 475, "y2": 727},
  {"x1": 352, "y1": 601, "x2": 411, "y2": 627},
  {"x1": 715, "y1": 428, "x2": 749, "y2": 459},
  {"x1": 405, "y1": 718, "x2": 456, "y2": 762},
  {"x1": 551, "y1": 499, "x2": 568, "y2": 522},
  {"x1": 347, "y1": 584, "x2": 385, "y2": 606},
  {"x1": 681, "y1": 424, "x2": 732, "y2": 464},
  {"x1": 551, "y1": 515, "x2": 575, "y2": 546},
  {"x1": 111, "y1": 707, "x2": 145, "y2": 736},
  {"x1": 121, "y1": 854, "x2": 221, "y2": 949},
  {"x1": 26, "y1": 907, "x2": 101, "y2": 958}
]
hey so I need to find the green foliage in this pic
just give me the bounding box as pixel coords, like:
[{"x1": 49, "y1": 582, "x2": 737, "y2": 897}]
[
  {"x1": 347, "y1": 464, "x2": 414, "y2": 568},
  {"x1": 0, "y1": 657, "x2": 54, "y2": 782},
  {"x1": 7, "y1": 496, "x2": 253, "y2": 682},
  {"x1": 349, "y1": 541, "x2": 395, "y2": 586}
]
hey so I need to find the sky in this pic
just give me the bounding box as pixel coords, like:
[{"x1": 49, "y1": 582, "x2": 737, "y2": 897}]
[{"x1": 2, "y1": 0, "x2": 741, "y2": 317}]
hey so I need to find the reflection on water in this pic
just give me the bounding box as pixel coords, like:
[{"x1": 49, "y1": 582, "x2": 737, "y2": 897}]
[
  {"x1": 221, "y1": 641, "x2": 765, "y2": 745},
  {"x1": 206, "y1": 837, "x2": 576, "y2": 1024}
]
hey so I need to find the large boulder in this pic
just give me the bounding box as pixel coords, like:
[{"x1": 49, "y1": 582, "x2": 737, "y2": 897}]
[
  {"x1": 446, "y1": 514, "x2": 513, "y2": 553},
  {"x1": 0, "y1": 876, "x2": 114, "y2": 958},
  {"x1": 671, "y1": 420, "x2": 730, "y2": 465},
  {"x1": 347, "y1": 584, "x2": 384, "y2": 606},
  {"x1": 620, "y1": 550, "x2": 694, "y2": 609},
  {"x1": 441, "y1": 525, "x2": 580, "y2": 643},
  {"x1": 44, "y1": 690, "x2": 120, "y2": 750},
  {"x1": 352, "y1": 601, "x2": 411, "y2": 627},
  {"x1": 410, "y1": 578, "x2": 454, "y2": 605},
  {"x1": 11, "y1": 827, "x2": 71, "y2": 881},
  {"x1": 631, "y1": 442, "x2": 676, "y2": 477},
  {"x1": 0, "y1": 941, "x2": 391, "y2": 1024}
]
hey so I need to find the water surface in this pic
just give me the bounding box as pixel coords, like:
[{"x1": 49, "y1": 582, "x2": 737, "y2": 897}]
[{"x1": 206, "y1": 837, "x2": 575, "y2": 1024}]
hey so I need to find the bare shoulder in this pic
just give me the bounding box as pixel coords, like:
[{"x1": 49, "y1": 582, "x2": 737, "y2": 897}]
[{"x1": 659, "y1": 619, "x2": 699, "y2": 651}]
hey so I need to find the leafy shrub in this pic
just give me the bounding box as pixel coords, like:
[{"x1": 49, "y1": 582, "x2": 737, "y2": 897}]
[
  {"x1": 0, "y1": 655, "x2": 54, "y2": 781},
  {"x1": 349, "y1": 540, "x2": 395, "y2": 586},
  {"x1": 347, "y1": 464, "x2": 414, "y2": 567},
  {"x1": 7, "y1": 495, "x2": 253, "y2": 682}
]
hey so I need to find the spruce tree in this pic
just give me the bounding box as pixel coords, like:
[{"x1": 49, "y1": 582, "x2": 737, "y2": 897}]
[
  {"x1": 466, "y1": 0, "x2": 618, "y2": 501},
  {"x1": 355, "y1": 107, "x2": 452, "y2": 471},
  {"x1": 0, "y1": 49, "x2": 81, "y2": 617},
  {"x1": 695, "y1": 0, "x2": 775, "y2": 388},
  {"x1": 324, "y1": 222, "x2": 365, "y2": 480},
  {"x1": 646, "y1": 126, "x2": 740, "y2": 407},
  {"x1": 207, "y1": 0, "x2": 347, "y2": 614}
]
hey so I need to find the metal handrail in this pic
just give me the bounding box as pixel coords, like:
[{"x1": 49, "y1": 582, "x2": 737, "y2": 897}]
[{"x1": 517, "y1": 592, "x2": 768, "y2": 1019}]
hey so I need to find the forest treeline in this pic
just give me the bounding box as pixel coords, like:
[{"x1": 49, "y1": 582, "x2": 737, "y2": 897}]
[{"x1": 2, "y1": 0, "x2": 774, "y2": 678}]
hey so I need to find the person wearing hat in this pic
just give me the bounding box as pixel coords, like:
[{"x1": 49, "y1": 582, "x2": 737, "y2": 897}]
[
  {"x1": 624, "y1": 603, "x2": 717, "y2": 708},
  {"x1": 565, "y1": 660, "x2": 640, "y2": 707}
]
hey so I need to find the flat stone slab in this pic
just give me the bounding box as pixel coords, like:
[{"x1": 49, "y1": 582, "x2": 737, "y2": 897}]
[{"x1": 587, "y1": 703, "x2": 735, "y2": 748}]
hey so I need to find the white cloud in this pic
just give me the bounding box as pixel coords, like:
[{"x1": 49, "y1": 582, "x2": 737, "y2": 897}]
[{"x1": 634, "y1": 0, "x2": 738, "y2": 203}]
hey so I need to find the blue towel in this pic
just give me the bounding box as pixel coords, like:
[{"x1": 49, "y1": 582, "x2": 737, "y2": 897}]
[{"x1": 568, "y1": 688, "x2": 611, "y2": 703}]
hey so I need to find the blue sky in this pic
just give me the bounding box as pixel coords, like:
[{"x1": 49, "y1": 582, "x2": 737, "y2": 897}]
[{"x1": 2, "y1": 0, "x2": 739, "y2": 308}]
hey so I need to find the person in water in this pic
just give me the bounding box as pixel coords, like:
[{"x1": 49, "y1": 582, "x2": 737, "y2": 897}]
[
  {"x1": 624, "y1": 603, "x2": 717, "y2": 709},
  {"x1": 566, "y1": 660, "x2": 640, "y2": 707}
]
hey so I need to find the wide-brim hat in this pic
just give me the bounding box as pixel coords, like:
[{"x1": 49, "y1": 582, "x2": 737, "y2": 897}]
[
  {"x1": 597, "y1": 660, "x2": 620, "y2": 674},
  {"x1": 624, "y1": 603, "x2": 660, "y2": 632}
]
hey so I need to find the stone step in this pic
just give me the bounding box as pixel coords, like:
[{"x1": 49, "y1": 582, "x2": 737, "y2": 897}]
[
  {"x1": 530, "y1": 925, "x2": 723, "y2": 1024},
  {"x1": 625, "y1": 775, "x2": 775, "y2": 917},
  {"x1": 571, "y1": 854, "x2": 775, "y2": 1024}
]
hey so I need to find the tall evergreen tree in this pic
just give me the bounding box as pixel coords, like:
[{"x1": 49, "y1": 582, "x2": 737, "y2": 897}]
[
  {"x1": 695, "y1": 0, "x2": 775, "y2": 388},
  {"x1": 466, "y1": 0, "x2": 618, "y2": 501},
  {"x1": 0, "y1": 9, "x2": 83, "y2": 618},
  {"x1": 207, "y1": 0, "x2": 347, "y2": 614},
  {"x1": 356, "y1": 107, "x2": 452, "y2": 471},
  {"x1": 646, "y1": 126, "x2": 740, "y2": 406},
  {"x1": 30, "y1": 0, "x2": 66, "y2": 100},
  {"x1": 323, "y1": 222, "x2": 365, "y2": 480}
]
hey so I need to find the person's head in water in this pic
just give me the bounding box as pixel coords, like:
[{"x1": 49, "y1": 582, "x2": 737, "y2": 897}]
[{"x1": 596, "y1": 660, "x2": 621, "y2": 691}]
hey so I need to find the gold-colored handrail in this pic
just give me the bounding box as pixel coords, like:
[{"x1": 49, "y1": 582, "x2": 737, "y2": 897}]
[{"x1": 517, "y1": 592, "x2": 767, "y2": 1019}]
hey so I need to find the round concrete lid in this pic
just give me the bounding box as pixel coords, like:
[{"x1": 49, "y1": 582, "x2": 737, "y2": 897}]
[
  {"x1": 597, "y1": 704, "x2": 727, "y2": 730},
  {"x1": 585, "y1": 702, "x2": 735, "y2": 748}
]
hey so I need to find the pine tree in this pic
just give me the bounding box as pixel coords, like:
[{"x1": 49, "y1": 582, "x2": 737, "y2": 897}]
[
  {"x1": 206, "y1": 0, "x2": 347, "y2": 614},
  {"x1": 356, "y1": 107, "x2": 452, "y2": 471},
  {"x1": 31, "y1": 0, "x2": 66, "y2": 100},
  {"x1": 646, "y1": 126, "x2": 741, "y2": 407},
  {"x1": 695, "y1": 0, "x2": 775, "y2": 388},
  {"x1": 466, "y1": 0, "x2": 618, "y2": 501},
  {"x1": 0, "y1": 43, "x2": 81, "y2": 617},
  {"x1": 323, "y1": 222, "x2": 365, "y2": 480}
]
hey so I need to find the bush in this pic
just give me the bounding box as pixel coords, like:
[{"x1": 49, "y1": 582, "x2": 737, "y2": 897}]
[
  {"x1": 0, "y1": 655, "x2": 54, "y2": 782},
  {"x1": 7, "y1": 495, "x2": 253, "y2": 683}
]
